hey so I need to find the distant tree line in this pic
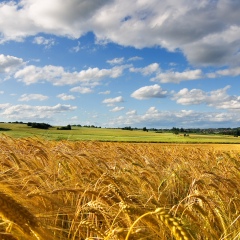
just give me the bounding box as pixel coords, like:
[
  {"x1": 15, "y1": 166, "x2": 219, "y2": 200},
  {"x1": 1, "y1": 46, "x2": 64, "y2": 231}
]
[
  {"x1": 119, "y1": 126, "x2": 240, "y2": 136},
  {"x1": 57, "y1": 125, "x2": 71, "y2": 130},
  {"x1": 71, "y1": 124, "x2": 101, "y2": 128},
  {"x1": 122, "y1": 126, "x2": 133, "y2": 131},
  {"x1": 223, "y1": 128, "x2": 240, "y2": 137},
  {"x1": 8, "y1": 121, "x2": 25, "y2": 124},
  {"x1": 0, "y1": 127, "x2": 11, "y2": 131},
  {"x1": 170, "y1": 127, "x2": 240, "y2": 136},
  {"x1": 27, "y1": 122, "x2": 52, "y2": 129}
]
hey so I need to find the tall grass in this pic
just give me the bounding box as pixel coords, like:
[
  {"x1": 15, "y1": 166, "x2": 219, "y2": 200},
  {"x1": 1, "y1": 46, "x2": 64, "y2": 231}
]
[{"x1": 0, "y1": 135, "x2": 239, "y2": 239}]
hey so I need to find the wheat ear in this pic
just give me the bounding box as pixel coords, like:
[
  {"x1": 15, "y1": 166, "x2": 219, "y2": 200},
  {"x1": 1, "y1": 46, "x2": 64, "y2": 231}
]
[
  {"x1": 125, "y1": 207, "x2": 193, "y2": 240},
  {"x1": 0, "y1": 191, "x2": 55, "y2": 240},
  {"x1": 0, "y1": 191, "x2": 39, "y2": 234}
]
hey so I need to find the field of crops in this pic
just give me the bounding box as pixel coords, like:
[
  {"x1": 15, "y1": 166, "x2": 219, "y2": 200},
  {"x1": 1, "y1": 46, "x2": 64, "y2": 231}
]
[
  {"x1": 1, "y1": 122, "x2": 240, "y2": 143},
  {"x1": 0, "y1": 135, "x2": 240, "y2": 239}
]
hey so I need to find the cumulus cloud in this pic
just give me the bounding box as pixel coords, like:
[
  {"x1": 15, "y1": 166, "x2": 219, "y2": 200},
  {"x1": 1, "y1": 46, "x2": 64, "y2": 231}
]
[
  {"x1": 0, "y1": 0, "x2": 111, "y2": 42},
  {"x1": 14, "y1": 64, "x2": 127, "y2": 86},
  {"x1": 1, "y1": 1, "x2": 239, "y2": 66},
  {"x1": 33, "y1": 36, "x2": 55, "y2": 48},
  {"x1": 0, "y1": 103, "x2": 77, "y2": 121},
  {"x1": 0, "y1": 54, "x2": 24, "y2": 73},
  {"x1": 92, "y1": 0, "x2": 240, "y2": 67},
  {"x1": 215, "y1": 66, "x2": 240, "y2": 77},
  {"x1": 99, "y1": 90, "x2": 110, "y2": 95},
  {"x1": 129, "y1": 62, "x2": 205, "y2": 83},
  {"x1": 57, "y1": 93, "x2": 75, "y2": 100},
  {"x1": 110, "y1": 106, "x2": 125, "y2": 112},
  {"x1": 182, "y1": 25, "x2": 240, "y2": 66},
  {"x1": 18, "y1": 93, "x2": 49, "y2": 101},
  {"x1": 130, "y1": 63, "x2": 160, "y2": 76},
  {"x1": 126, "y1": 110, "x2": 137, "y2": 115},
  {"x1": 0, "y1": 103, "x2": 11, "y2": 110},
  {"x1": 102, "y1": 96, "x2": 124, "y2": 105},
  {"x1": 131, "y1": 84, "x2": 167, "y2": 100},
  {"x1": 127, "y1": 56, "x2": 143, "y2": 62},
  {"x1": 107, "y1": 57, "x2": 124, "y2": 65},
  {"x1": 172, "y1": 88, "x2": 207, "y2": 105},
  {"x1": 152, "y1": 69, "x2": 203, "y2": 83},
  {"x1": 172, "y1": 85, "x2": 240, "y2": 110},
  {"x1": 70, "y1": 86, "x2": 93, "y2": 94},
  {"x1": 106, "y1": 107, "x2": 240, "y2": 128}
]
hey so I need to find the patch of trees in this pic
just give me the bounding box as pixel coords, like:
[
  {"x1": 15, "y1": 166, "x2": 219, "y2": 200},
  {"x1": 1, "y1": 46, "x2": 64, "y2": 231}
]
[
  {"x1": 171, "y1": 127, "x2": 186, "y2": 134},
  {"x1": 122, "y1": 126, "x2": 133, "y2": 131},
  {"x1": 143, "y1": 127, "x2": 148, "y2": 132},
  {"x1": 71, "y1": 124, "x2": 101, "y2": 128},
  {"x1": 0, "y1": 128, "x2": 11, "y2": 131},
  {"x1": 57, "y1": 125, "x2": 71, "y2": 130},
  {"x1": 169, "y1": 127, "x2": 240, "y2": 136},
  {"x1": 8, "y1": 121, "x2": 25, "y2": 124},
  {"x1": 83, "y1": 125, "x2": 101, "y2": 128},
  {"x1": 233, "y1": 129, "x2": 240, "y2": 137},
  {"x1": 27, "y1": 122, "x2": 52, "y2": 129},
  {"x1": 221, "y1": 128, "x2": 240, "y2": 137}
]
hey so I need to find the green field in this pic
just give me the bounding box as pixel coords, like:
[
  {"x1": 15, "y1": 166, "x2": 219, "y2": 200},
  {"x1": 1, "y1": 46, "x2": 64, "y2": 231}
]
[{"x1": 1, "y1": 122, "x2": 240, "y2": 143}]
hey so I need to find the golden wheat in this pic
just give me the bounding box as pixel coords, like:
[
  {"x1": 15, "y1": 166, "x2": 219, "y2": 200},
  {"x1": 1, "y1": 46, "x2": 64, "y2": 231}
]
[
  {"x1": 0, "y1": 135, "x2": 239, "y2": 239},
  {"x1": 0, "y1": 192, "x2": 39, "y2": 232}
]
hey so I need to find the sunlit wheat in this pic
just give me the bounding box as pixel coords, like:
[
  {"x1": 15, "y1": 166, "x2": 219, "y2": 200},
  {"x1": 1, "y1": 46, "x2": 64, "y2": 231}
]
[{"x1": 0, "y1": 135, "x2": 239, "y2": 239}]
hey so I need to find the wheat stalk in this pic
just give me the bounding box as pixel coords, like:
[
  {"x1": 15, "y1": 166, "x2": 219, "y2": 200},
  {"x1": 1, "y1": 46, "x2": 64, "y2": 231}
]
[
  {"x1": 125, "y1": 207, "x2": 193, "y2": 240},
  {"x1": 0, "y1": 192, "x2": 39, "y2": 233},
  {"x1": 0, "y1": 191, "x2": 55, "y2": 240}
]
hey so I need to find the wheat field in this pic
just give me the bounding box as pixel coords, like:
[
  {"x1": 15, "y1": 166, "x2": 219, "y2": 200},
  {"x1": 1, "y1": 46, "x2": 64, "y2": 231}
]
[{"x1": 0, "y1": 135, "x2": 239, "y2": 240}]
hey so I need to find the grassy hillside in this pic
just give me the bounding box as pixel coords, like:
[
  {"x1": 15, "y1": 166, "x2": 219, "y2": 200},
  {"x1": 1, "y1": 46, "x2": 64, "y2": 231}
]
[{"x1": 1, "y1": 122, "x2": 240, "y2": 143}]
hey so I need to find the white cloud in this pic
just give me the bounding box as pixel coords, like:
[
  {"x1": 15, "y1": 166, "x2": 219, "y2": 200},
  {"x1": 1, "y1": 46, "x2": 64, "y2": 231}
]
[
  {"x1": 71, "y1": 116, "x2": 78, "y2": 120},
  {"x1": 102, "y1": 96, "x2": 124, "y2": 104},
  {"x1": 110, "y1": 106, "x2": 125, "y2": 112},
  {"x1": 33, "y1": 36, "x2": 55, "y2": 48},
  {"x1": 0, "y1": 103, "x2": 77, "y2": 121},
  {"x1": 172, "y1": 88, "x2": 206, "y2": 105},
  {"x1": 18, "y1": 93, "x2": 49, "y2": 101},
  {"x1": 0, "y1": 0, "x2": 110, "y2": 42},
  {"x1": 129, "y1": 63, "x2": 204, "y2": 83},
  {"x1": 0, "y1": 54, "x2": 24, "y2": 73},
  {"x1": 106, "y1": 107, "x2": 240, "y2": 128},
  {"x1": 152, "y1": 69, "x2": 203, "y2": 83},
  {"x1": 127, "y1": 56, "x2": 143, "y2": 62},
  {"x1": 172, "y1": 85, "x2": 240, "y2": 110},
  {"x1": 131, "y1": 84, "x2": 167, "y2": 100},
  {"x1": 130, "y1": 63, "x2": 160, "y2": 75},
  {"x1": 0, "y1": 1, "x2": 240, "y2": 66},
  {"x1": 107, "y1": 57, "x2": 124, "y2": 65},
  {"x1": 181, "y1": 25, "x2": 240, "y2": 66},
  {"x1": 0, "y1": 103, "x2": 11, "y2": 110},
  {"x1": 70, "y1": 41, "x2": 81, "y2": 53},
  {"x1": 205, "y1": 66, "x2": 240, "y2": 79},
  {"x1": 0, "y1": 91, "x2": 4, "y2": 94},
  {"x1": 57, "y1": 93, "x2": 75, "y2": 100},
  {"x1": 215, "y1": 67, "x2": 240, "y2": 77},
  {"x1": 14, "y1": 64, "x2": 128, "y2": 86},
  {"x1": 126, "y1": 110, "x2": 137, "y2": 115},
  {"x1": 70, "y1": 86, "x2": 93, "y2": 94},
  {"x1": 99, "y1": 90, "x2": 110, "y2": 95}
]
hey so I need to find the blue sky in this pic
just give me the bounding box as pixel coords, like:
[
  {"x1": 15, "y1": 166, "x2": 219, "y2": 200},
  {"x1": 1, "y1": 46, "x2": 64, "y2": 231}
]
[{"x1": 0, "y1": 0, "x2": 240, "y2": 128}]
